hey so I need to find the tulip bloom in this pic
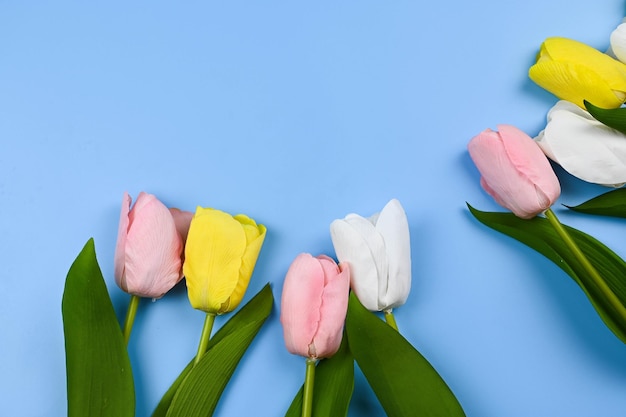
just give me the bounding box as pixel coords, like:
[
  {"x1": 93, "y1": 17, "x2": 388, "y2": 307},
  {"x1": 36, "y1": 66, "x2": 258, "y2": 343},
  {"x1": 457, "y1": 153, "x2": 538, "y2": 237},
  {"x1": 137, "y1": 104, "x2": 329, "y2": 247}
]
[
  {"x1": 468, "y1": 124, "x2": 561, "y2": 219},
  {"x1": 114, "y1": 192, "x2": 192, "y2": 299},
  {"x1": 280, "y1": 254, "x2": 350, "y2": 359},
  {"x1": 529, "y1": 37, "x2": 626, "y2": 109},
  {"x1": 183, "y1": 207, "x2": 266, "y2": 315},
  {"x1": 330, "y1": 199, "x2": 411, "y2": 312},
  {"x1": 534, "y1": 100, "x2": 626, "y2": 187}
]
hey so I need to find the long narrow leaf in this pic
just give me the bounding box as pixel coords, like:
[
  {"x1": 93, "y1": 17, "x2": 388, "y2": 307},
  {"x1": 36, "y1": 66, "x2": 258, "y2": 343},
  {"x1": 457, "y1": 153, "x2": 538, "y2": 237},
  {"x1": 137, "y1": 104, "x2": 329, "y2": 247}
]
[
  {"x1": 346, "y1": 293, "x2": 465, "y2": 417},
  {"x1": 584, "y1": 100, "x2": 626, "y2": 135},
  {"x1": 165, "y1": 284, "x2": 273, "y2": 417},
  {"x1": 62, "y1": 239, "x2": 135, "y2": 417},
  {"x1": 284, "y1": 334, "x2": 354, "y2": 417},
  {"x1": 566, "y1": 188, "x2": 626, "y2": 218},
  {"x1": 468, "y1": 204, "x2": 626, "y2": 343},
  {"x1": 153, "y1": 283, "x2": 273, "y2": 417}
]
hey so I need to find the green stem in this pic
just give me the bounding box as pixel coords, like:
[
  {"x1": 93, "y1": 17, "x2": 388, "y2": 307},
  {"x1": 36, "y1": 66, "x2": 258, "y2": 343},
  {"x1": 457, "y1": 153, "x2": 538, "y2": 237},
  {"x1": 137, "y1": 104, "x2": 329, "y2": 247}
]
[
  {"x1": 383, "y1": 309, "x2": 399, "y2": 331},
  {"x1": 194, "y1": 313, "x2": 216, "y2": 365},
  {"x1": 545, "y1": 208, "x2": 626, "y2": 322},
  {"x1": 122, "y1": 295, "x2": 140, "y2": 345},
  {"x1": 302, "y1": 358, "x2": 316, "y2": 417}
]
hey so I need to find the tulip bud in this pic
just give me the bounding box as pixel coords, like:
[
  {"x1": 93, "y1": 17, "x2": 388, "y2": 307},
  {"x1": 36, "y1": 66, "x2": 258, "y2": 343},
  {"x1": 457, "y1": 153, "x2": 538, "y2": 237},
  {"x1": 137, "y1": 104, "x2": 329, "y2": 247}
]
[
  {"x1": 114, "y1": 192, "x2": 192, "y2": 299},
  {"x1": 330, "y1": 199, "x2": 411, "y2": 312},
  {"x1": 534, "y1": 100, "x2": 626, "y2": 187},
  {"x1": 183, "y1": 207, "x2": 266, "y2": 315},
  {"x1": 280, "y1": 254, "x2": 350, "y2": 359},
  {"x1": 529, "y1": 37, "x2": 626, "y2": 109},
  {"x1": 468, "y1": 124, "x2": 561, "y2": 219}
]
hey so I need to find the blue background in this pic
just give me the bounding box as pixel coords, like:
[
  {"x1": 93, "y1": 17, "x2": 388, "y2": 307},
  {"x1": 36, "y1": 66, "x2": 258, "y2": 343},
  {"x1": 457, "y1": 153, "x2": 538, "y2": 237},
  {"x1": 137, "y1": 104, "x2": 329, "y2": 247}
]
[{"x1": 2, "y1": 1, "x2": 626, "y2": 416}]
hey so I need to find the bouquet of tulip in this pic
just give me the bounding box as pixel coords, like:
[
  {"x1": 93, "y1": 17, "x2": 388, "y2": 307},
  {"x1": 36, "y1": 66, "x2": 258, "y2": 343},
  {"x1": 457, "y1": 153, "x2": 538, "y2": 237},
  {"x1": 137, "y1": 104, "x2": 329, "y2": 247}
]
[
  {"x1": 62, "y1": 194, "x2": 466, "y2": 416},
  {"x1": 467, "y1": 18, "x2": 626, "y2": 344},
  {"x1": 63, "y1": 192, "x2": 272, "y2": 417}
]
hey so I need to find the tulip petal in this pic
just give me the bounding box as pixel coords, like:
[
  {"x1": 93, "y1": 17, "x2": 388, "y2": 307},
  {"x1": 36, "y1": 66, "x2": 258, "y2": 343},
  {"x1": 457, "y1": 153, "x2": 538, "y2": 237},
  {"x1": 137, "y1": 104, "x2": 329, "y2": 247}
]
[
  {"x1": 330, "y1": 218, "x2": 383, "y2": 310},
  {"x1": 170, "y1": 208, "x2": 194, "y2": 242},
  {"x1": 375, "y1": 199, "x2": 411, "y2": 309},
  {"x1": 611, "y1": 23, "x2": 626, "y2": 63},
  {"x1": 312, "y1": 257, "x2": 350, "y2": 358},
  {"x1": 124, "y1": 195, "x2": 183, "y2": 298},
  {"x1": 184, "y1": 208, "x2": 247, "y2": 313},
  {"x1": 280, "y1": 253, "x2": 325, "y2": 357},
  {"x1": 535, "y1": 100, "x2": 626, "y2": 186},
  {"x1": 539, "y1": 37, "x2": 626, "y2": 88},
  {"x1": 227, "y1": 216, "x2": 266, "y2": 312},
  {"x1": 530, "y1": 60, "x2": 625, "y2": 109},
  {"x1": 113, "y1": 192, "x2": 132, "y2": 290}
]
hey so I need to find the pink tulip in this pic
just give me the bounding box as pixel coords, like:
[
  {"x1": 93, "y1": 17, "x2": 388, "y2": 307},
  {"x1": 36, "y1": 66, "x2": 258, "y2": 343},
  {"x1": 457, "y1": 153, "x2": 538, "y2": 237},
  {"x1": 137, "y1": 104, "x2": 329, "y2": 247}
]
[
  {"x1": 114, "y1": 192, "x2": 193, "y2": 298},
  {"x1": 468, "y1": 124, "x2": 561, "y2": 219},
  {"x1": 280, "y1": 254, "x2": 350, "y2": 359}
]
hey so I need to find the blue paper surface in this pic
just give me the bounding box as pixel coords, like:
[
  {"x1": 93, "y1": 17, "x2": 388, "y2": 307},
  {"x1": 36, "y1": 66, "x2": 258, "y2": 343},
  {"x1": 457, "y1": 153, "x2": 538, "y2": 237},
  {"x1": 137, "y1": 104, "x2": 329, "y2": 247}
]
[{"x1": 2, "y1": 1, "x2": 626, "y2": 416}]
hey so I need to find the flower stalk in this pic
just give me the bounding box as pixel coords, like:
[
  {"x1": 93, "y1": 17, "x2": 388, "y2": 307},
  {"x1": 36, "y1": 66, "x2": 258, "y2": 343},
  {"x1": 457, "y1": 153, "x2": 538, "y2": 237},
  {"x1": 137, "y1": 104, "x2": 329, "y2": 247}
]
[
  {"x1": 122, "y1": 295, "x2": 141, "y2": 345},
  {"x1": 383, "y1": 309, "x2": 398, "y2": 331},
  {"x1": 302, "y1": 358, "x2": 316, "y2": 417},
  {"x1": 195, "y1": 312, "x2": 216, "y2": 365},
  {"x1": 544, "y1": 208, "x2": 626, "y2": 322}
]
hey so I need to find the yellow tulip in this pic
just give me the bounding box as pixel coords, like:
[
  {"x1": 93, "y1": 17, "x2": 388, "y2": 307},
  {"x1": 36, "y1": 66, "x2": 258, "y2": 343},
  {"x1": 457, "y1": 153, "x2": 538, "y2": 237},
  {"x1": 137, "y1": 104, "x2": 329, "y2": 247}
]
[
  {"x1": 183, "y1": 207, "x2": 266, "y2": 314},
  {"x1": 529, "y1": 37, "x2": 626, "y2": 108}
]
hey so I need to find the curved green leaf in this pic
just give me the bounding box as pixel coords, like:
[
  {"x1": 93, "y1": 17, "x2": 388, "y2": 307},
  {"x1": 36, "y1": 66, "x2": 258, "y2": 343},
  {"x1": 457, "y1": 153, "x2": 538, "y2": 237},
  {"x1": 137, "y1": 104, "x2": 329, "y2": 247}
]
[
  {"x1": 62, "y1": 239, "x2": 135, "y2": 417},
  {"x1": 346, "y1": 293, "x2": 465, "y2": 417},
  {"x1": 468, "y1": 204, "x2": 626, "y2": 343},
  {"x1": 164, "y1": 284, "x2": 273, "y2": 417},
  {"x1": 566, "y1": 188, "x2": 626, "y2": 218},
  {"x1": 584, "y1": 100, "x2": 626, "y2": 135},
  {"x1": 284, "y1": 334, "x2": 354, "y2": 417},
  {"x1": 153, "y1": 284, "x2": 273, "y2": 417}
]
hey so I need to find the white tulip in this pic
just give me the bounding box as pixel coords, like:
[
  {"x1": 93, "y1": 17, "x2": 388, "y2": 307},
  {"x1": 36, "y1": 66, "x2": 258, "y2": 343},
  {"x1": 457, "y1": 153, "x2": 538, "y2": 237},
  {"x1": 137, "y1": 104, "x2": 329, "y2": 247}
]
[
  {"x1": 330, "y1": 199, "x2": 411, "y2": 311},
  {"x1": 534, "y1": 100, "x2": 626, "y2": 187}
]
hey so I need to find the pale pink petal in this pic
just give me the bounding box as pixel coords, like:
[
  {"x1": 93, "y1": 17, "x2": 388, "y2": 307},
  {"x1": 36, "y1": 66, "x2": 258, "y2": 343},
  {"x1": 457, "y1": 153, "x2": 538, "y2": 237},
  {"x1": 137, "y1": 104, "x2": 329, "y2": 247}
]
[
  {"x1": 375, "y1": 199, "x2": 411, "y2": 310},
  {"x1": 498, "y1": 124, "x2": 561, "y2": 205},
  {"x1": 280, "y1": 253, "x2": 325, "y2": 357},
  {"x1": 128, "y1": 191, "x2": 154, "y2": 225},
  {"x1": 170, "y1": 208, "x2": 194, "y2": 242},
  {"x1": 113, "y1": 192, "x2": 132, "y2": 290},
  {"x1": 312, "y1": 260, "x2": 350, "y2": 358},
  {"x1": 124, "y1": 196, "x2": 183, "y2": 298}
]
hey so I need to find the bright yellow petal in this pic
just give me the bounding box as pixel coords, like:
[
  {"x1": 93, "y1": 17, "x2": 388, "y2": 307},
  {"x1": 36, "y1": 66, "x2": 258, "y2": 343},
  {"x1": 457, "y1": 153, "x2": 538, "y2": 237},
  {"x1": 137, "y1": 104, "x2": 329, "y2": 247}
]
[
  {"x1": 540, "y1": 37, "x2": 626, "y2": 89},
  {"x1": 529, "y1": 60, "x2": 625, "y2": 108},
  {"x1": 183, "y1": 207, "x2": 246, "y2": 313},
  {"x1": 226, "y1": 221, "x2": 267, "y2": 312}
]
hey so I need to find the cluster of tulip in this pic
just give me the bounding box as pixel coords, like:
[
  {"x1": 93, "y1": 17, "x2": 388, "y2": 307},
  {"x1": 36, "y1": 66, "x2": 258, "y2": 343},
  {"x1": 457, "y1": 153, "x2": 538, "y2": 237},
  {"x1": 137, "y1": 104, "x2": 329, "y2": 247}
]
[
  {"x1": 467, "y1": 19, "x2": 626, "y2": 344},
  {"x1": 63, "y1": 193, "x2": 466, "y2": 417}
]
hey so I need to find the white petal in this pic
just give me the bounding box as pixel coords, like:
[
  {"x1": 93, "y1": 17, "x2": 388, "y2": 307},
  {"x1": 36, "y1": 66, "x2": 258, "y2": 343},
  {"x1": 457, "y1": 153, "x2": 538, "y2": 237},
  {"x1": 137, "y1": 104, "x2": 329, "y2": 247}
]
[
  {"x1": 330, "y1": 219, "x2": 382, "y2": 311},
  {"x1": 611, "y1": 23, "x2": 626, "y2": 63},
  {"x1": 375, "y1": 199, "x2": 411, "y2": 309},
  {"x1": 535, "y1": 100, "x2": 626, "y2": 186}
]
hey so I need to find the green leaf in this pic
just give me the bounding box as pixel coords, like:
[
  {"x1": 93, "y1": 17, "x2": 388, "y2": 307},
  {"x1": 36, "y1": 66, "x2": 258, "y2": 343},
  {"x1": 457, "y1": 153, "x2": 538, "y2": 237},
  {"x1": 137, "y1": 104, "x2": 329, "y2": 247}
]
[
  {"x1": 164, "y1": 284, "x2": 273, "y2": 417},
  {"x1": 284, "y1": 334, "x2": 354, "y2": 417},
  {"x1": 153, "y1": 284, "x2": 274, "y2": 417},
  {"x1": 151, "y1": 361, "x2": 193, "y2": 417},
  {"x1": 346, "y1": 293, "x2": 465, "y2": 417},
  {"x1": 468, "y1": 204, "x2": 626, "y2": 343},
  {"x1": 566, "y1": 188, "x2": 626, "y2": 218},
  {"x1": 584, "y1": 100, "x2": 626, "y2": 135},
  {"x1": 62, "y1": 239, "x2": 135, "y2": 417}
]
